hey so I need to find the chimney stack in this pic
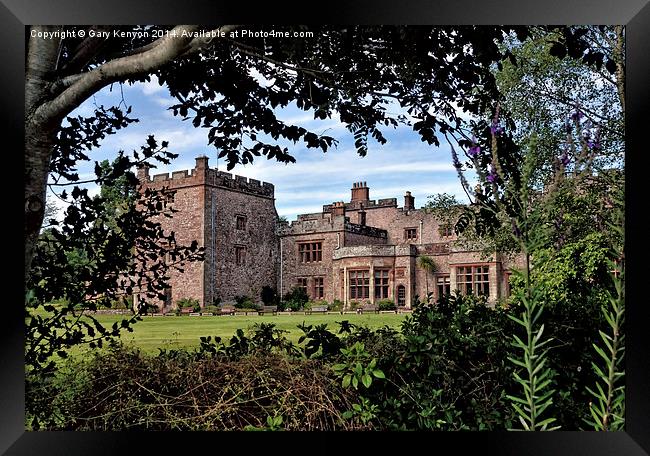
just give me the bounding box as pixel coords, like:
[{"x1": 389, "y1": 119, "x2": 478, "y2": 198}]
[
  {"x1": 351, "y1": 181, "x2": 370, "y2": 203},
  {"x1": 404, "y1": 191, "x2": 415, "y2": 210},
  {"x1": 358, "y1": 204, "x2": 367, "y2": 226},
  {"x1": 331, "y1": 201, "x2": 346, "y2": 217},
  {"x1": 136, "y1": 163, "x2": 151, "y2": 182},
  {"x1": 195, "y1": 155, "x2": 209, "y2": 170}
]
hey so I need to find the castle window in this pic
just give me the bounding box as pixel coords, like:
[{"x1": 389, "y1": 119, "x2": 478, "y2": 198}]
[
  {"x1": 235, "y1": 245, "x2": 246, "y2": 265},
  {"x1": 439, "y1": 224, "x2": 453, "y2": 237},
  {"x1": 297, "y1": 277, "x2": 308, "y2": 294},
  {"x1": 298, "y1": 241, "x2": 323, "y2": 263},
  {"x1": 404, "y1": 228, "x2": 417, "y2": 241},
  {"x1": 397, "y1": 285, "x2": 406, "y2": 306},
  {"x1": 374, "y1": 269, "x2": 390, "y2": 299},
  {"x1": 236, "y1": 215, "x2": 247, "y2": 230},
  {"x1": 456, "y1": 265, "x2": 490, "y2": 296},
  {"x1": 314, "y1": 277, "x2": 324, "y2": 299},
  {"x1": 436, "y1": 274, "x2": 451, "y2": 298},
  {"x1": 503, "y1": 271, "x2": 512, "y2": 298},
  {"x1": 164, "y1": 287, "x2": 172, "y2": 308},
  {"x1": 349, "y1": 270, "x2": 370, "y2": 300}
]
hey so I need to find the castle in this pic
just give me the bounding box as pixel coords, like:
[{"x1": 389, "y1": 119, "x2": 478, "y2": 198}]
[{"x1": 137, "y1": 156, "x2": 521, "y2": 311}]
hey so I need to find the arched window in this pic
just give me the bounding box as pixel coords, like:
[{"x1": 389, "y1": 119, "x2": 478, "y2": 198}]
[{"x1": 397, "y1": 285, "x2": 406, "y2": 306}]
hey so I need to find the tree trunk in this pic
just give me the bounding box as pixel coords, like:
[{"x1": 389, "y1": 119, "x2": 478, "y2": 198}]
[
  {"x1": 25, "y1": 129, "x2": 57, "y2": 282},
  {"x1": 24, "y1": 26, "x2": 62, "y2": 282}
]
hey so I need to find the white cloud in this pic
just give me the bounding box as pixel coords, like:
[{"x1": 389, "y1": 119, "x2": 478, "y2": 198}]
[{"x1": 140, "y1": 75, "x2": 165, "y2": 95}]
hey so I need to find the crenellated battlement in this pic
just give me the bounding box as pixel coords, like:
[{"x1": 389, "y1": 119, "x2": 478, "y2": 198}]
[
  {"x1": 322, "y1": 197, "x2": 398, "y2": 213},
  {"x1": 138, "y1": 156, "x2": 274, "y2": 198}
]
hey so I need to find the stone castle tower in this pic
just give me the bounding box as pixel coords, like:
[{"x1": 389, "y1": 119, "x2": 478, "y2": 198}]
[{"x1": 137, "y1": 156, "x2": 279, "y2": 310}]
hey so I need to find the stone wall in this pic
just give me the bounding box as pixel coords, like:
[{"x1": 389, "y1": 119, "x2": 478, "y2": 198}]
[
  {"x1": 140, "y1": 168, "x2": 206, "y2": 311},
  {"x1": 207, "y1": 185, "x2": 278, "y2": 306},
  {"x1": 138, "y1": 156, "x2": 278, "y2": 309},
  {"x1": 279, "y1": 215, "x2": 343, "y2": 303}
]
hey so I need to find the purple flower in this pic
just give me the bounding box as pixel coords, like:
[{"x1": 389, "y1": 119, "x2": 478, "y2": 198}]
[
  {"x1": 560, "y1": 152, "x2": 570, "y2": 166},
  {"x1": 486, "y1": 166, "x2": 497, "y2": 183},
  {"x1": 587, "y1": 140, "x2": 601, "y2": 150},
  {"x1": 468, "y1": 136, "x2": 481, "y2": 157},
  {"x1": 587, "y1": 126, "x2": 601, "y2": 150},
  {"x1": 490, "y1": 108, "x2": 504, "y2": 135},
  {"x1": 565, "y1": 119, "x2": 572, "y2": 133},
  {"x1": 468, "y1": 145, "x2": 481, "y2": 157},
  {"x1": 490, "y1": 119, "x2": 504, "y2": 135},
  {"x1": 569, "y1": 107, "x2": 584, "y2": 122}
]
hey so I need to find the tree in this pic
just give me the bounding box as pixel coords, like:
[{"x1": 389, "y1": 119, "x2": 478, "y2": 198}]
[
  {"x1": 416, "y1": 255, "x2": 437, "y2": 300},
  {"x1": 95, "y1": 158, "x2": 137, "y2": 230},
  {"x1": 441, "y1": 26, "x2": 624, "y2": 430},
  {"x1": 26, "y1": 144, "x2": 203, "y2": 374}
]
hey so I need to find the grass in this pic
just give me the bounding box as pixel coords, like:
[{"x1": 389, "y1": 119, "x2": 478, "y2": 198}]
[{"x1": 65, "y1": 312, "x2": 407, "y2": 356}]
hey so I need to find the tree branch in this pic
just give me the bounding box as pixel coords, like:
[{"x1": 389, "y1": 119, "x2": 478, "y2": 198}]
[
  {"x1": 60, "y1": 26, "x2": 114, "y2": 74},
  {"x1": 32, "y1": 25, "x2": 205, "y2": 127}
]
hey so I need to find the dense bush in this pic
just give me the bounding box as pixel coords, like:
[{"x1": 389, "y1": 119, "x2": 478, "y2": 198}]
[
  {"x1": 139, "y1": 303, "x2": 159, "y2": 314},
  {"x1": 260, "y1": 286, "x2": 278, "y2": 306},
  {"x1": 376, "y1": 299, "x2": 396, "y2": 311},
  {"x1": 233, "y1": 295, "x2": 259, "y2": 310},
  {"x1": 27, "y1": 291, "x2": 610, "y2": 431},
  {"x1": 377, "y1": 294, "x2": 517, "y2": 430},
  {"x1": 329, "y1": 299, "x2": 344, "y2": 311},
  {"x1": 27, "y1": 345, "x2": 361, "y2": 431},
  {"x1": 281, "y1": 287, "x2": 309, "y2": 311},
  {"x1": 176, "y1": 298, "x2": 200, "y2": 313}
]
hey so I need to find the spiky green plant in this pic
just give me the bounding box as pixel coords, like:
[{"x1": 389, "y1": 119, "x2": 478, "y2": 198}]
[{"x1": 586, "y1": 192, "x2": 625, "y2": 431}]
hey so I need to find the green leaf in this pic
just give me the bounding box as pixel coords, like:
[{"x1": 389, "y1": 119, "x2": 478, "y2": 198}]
[
  {"x1": 372, "y1": 369, "x2": 385, "y2": 379},
  {"x1": 508, "y1": 356, "x2": 528, "y2": 369},
  {"x1": 362, "y1": 374, "x2": 372, "y2": 388},
  {"x1": 593, "y1": 344, "x2": 611, "y2": 365}
]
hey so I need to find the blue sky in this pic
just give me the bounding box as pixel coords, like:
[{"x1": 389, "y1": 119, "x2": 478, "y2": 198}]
[{"x1": 50, "y1": 75, "x2": 475, "y2": 222}]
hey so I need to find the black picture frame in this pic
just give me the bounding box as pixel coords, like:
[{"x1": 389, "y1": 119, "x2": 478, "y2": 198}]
[{"x1": 4, "y1": 1, "x2": 649, "y2": 454}]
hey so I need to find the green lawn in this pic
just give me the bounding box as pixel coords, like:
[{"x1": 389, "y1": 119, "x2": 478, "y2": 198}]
[{"x1": 73, "y1": 312, "x2": 407, "y2": 354}]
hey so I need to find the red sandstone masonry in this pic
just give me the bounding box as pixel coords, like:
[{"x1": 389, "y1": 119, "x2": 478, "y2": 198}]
[
  {"x1": 137, "y1": 166, "x2": 521, "y2": 310},
  {"x1": 138, "y1": 157, "x2": 278, "y2": 310}
]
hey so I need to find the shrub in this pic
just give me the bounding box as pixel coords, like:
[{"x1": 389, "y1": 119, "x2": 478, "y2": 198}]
[
  {"x1": 348, "y1": 301, "x2": 360, "y2": 310},
  {"x1": 105, "y1": 297, "x2": 130, "y2": 310},
  {"x1": 371, "y1": 293, "x2": 517, "y2": 430},
  {"x1": 260, "y1": 286, "x2": 278, "y2": 306},
  {"x1": 233, "y1": 295, "x2": 258, "y2": 310},
  {"x1": 330, "y1": 299, "x2": 344, "y2": 311},
  {"x1": 282, "y1": 287, "x2": 309, "y2": 311},
  {"x1": 376, "y1": 299, "x2": 396, "y2": 311},
  {"x1": 203, "y1": 305, "x2": 219, "y2": 314},
  {"x1": 177, "y1": 298, "x2": 199, "y2": 310},
  {"x1": 139, "y1": 303, "x2": 159, "y2": 314},
  {"x1": 27, "y1": 344, "x2": 364, "y2": 431}
]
